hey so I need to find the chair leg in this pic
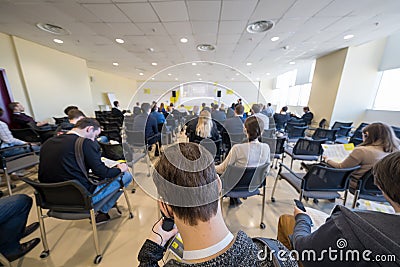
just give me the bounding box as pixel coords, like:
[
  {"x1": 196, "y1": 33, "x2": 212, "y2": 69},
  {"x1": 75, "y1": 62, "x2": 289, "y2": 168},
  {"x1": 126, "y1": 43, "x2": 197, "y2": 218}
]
[
  {"x1": 260, "y1": 185, "x2": 266, "y2": 229},
  {"x1": 122, "y1": 186, "x2": 134, "y2": 219},
  {"x1": 299, "y1": 190, "x2": 304, "y2": 202},
  {"x1": 4, "y1": 171, "x2": 13, "y2": 196},
  {"x1": 271, "y1": 175, "x2": 279, "y2": 202},
  {"x1": 343, "y1": 190, "x2": 348, "y2": 206},
  {"x1": 90, "y1": 209, "x2": 102, "y2": 258},
  {"x1": 36, "y1": 205, "x2": 50, "y2": 258},
  {"x1": 290, "y1": 158, "x2": 294, "y2": 170},
  {"x1": 352, "y1": 190, "x2": 360, "y2": 209}
]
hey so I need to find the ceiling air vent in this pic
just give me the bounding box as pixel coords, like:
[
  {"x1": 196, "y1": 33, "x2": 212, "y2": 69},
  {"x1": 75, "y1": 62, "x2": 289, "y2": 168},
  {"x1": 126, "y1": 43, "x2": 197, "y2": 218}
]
[
  {"x1": 246, "y1": 20, "x2": 274, "y2": 34},
  {"x1": 36, "y1": 23, "x2": 70, "y2": 35}
]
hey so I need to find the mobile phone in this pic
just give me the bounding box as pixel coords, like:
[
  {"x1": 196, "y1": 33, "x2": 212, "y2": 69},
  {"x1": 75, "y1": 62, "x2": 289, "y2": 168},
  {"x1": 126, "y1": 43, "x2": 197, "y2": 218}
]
[
  {"x1": 160, "y1": 211, "x2": 175, "y2": 232},
  {"x1": 294, "y1": 199, "x2": 306, "y2": 212}
]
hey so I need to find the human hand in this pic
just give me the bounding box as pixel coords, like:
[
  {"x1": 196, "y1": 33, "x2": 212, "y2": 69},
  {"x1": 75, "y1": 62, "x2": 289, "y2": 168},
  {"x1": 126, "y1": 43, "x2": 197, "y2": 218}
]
[
  {"x1": 294, "y1": 206, "x2": 307, "y2": 217},
  {"x1": 149, "y1": 218, "x2": 179, "y2": 247},
  {"x1": 322, "y1": 155, "x2": 328, "y2": 162},
  {"x1": 117, "y1": 163, "x2": 128, "y2": 172}
]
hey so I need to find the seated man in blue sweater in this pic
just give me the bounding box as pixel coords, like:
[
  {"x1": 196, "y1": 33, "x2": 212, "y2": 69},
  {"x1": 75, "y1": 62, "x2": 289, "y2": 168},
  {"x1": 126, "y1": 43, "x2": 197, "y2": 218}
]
[{"x1": 277, "y1": 151, "x2": 400, "y2": 266}]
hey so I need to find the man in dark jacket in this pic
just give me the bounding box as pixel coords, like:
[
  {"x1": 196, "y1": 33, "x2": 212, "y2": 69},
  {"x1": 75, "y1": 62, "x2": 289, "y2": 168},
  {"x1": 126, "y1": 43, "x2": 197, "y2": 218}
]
[
  {"x1": 39, "y1": 118, "x2": 132, "y2": 224},
  {"x1": 111, "y1": 100, "x2": 124, "y2": 121},
  {"x1": 277, "y1": 151, "x2": 400, "y2": 266}
]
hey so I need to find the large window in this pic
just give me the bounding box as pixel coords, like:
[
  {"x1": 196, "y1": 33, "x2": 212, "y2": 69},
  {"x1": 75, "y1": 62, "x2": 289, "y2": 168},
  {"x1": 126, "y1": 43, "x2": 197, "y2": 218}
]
[{"x1": 373, "y1": 68, "x2": 400, "y2": 111}]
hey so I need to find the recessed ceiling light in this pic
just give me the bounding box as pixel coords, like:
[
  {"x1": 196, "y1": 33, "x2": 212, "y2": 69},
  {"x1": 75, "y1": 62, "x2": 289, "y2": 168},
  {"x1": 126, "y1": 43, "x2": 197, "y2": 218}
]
[
  {"x1": 115, "y1": 38, "x2": 124, "y2": 44},
  {"x1": 198, "y1": 78, "x2": 202, "y2": 81},
  {"x1": 151, "y1": 77, "x2": 155, "y2": 80},
  {"x1": 289, "y1": 61, "x2": 296, "y2": 65},
  {"x1": 271, "y1": 36, "x2": 280, "y2": 42},
  {"x1": 343, "y1": 34, "x2": 354, "y2": 40},
  {"x1": 196, "y1": 73, "x2": 201, "y2": 76},
  {"x1": 180, "y1": 37, "x2": 188, "y2": 43},
  {"x1": 246, "y1": 20, "x2": 274, "y2": 34},
  {"x1": 197, "y1": 44, "x2": 215, "y2": 52},
  {"x1": 148, "y1": 47, "x2": 155, "y2": 52},
  {"x1": 151, "y1": 62, "x2": 157, "y2": 66},
  {"x1": 53, "y1": 38, "x2": 63, "y2": 44},
  {"x1": 236, "y1": 73, "x2": 240, "y2": 76},
  {"x1": 192, "y1": 62, "x2": 197, "y2": 66},
  {"x1": 266, "y1": 73, "x2": 271, "y2": 76},
  {"x1": 112, "y1": 62, "x2": 119, "y2": 66},
  {"x1": 246, "y1": 62, "x2": 252, "y2": 66},
  {"x1": 167, "y1": 73, "x2": 172, "y2": 76},
  {"x1": 231, "y1": 78, "x2": 235, "y2": 80},
  {"x1": 139, "y1": 72, "x2": 144, "y2": 76},
  {"x1": 175, "y1": 78, "x2": 179, "y2": 81}
]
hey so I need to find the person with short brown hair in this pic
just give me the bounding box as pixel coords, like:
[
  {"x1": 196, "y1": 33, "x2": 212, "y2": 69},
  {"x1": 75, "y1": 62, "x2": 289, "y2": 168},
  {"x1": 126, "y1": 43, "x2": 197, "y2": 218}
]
[{"x1": 138, "y1": 143, "x2": 290, "y2": 266}]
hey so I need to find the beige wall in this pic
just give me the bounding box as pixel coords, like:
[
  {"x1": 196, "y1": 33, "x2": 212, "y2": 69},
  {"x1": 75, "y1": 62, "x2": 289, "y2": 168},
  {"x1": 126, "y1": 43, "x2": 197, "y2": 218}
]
[
  {"x1": 308, "y1": 48, "x2": 348, "y2": 126},
  {"x1": 331, "y1": 39, "x2": 386, "y2": 126},
  {"x1": 88, "y1": 68, "x2": 137, "y2": 111},
  {"x1": 13, "y1": 37, "x2": 94, "y2": 120},
  {"x1": 0, "y1": 33, "x2": 32, "y2": 114}
]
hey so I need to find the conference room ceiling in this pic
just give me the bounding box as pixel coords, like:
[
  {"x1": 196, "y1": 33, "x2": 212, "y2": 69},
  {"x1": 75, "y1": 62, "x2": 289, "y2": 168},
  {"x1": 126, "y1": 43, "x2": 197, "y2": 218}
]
[{"x1": 0, "y1": 0, "x2": 400, "y2": 82}]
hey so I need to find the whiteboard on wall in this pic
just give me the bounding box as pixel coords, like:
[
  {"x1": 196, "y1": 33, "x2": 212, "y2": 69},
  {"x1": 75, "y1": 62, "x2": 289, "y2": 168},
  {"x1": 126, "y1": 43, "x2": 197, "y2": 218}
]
[{"x1": 107, "y1": 92, "x2": 117, "y2": 106}]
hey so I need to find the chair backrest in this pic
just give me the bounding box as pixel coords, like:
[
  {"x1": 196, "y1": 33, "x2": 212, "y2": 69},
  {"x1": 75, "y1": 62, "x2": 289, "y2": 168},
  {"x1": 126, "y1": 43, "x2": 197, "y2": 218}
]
[
  {"x1": 286, "y1": 125, "x2": 308, "y2": 139},
  {"x1": 221, "y1": 163, "x2": 270, "y2": 195},
  {"x1": 22, "y1": 178, "x2": 92, "y2": 212},
  {"x1": 194, "y1": 138, "x2": 221, "y2": 160},
  {"x1": 293, "y1": 138, "x2": 324, "y2": 156},
  {"x1": 260, "y1": 136, "x2": 286, "y2": 156},
  {"x1": 99, "y1": 142, "x2": 124, "y2": 161},
  {"x1": 358, "y1": 169, "x2": 382, "y2": 194},
  {"x1": 53, "y1": 117, "x2": 68, "y2": 125},
  {"x1": 262, "y1": 128, "x2": 275, "y2": 138},
  {"x1": 100, "y1": 129, "x2": 122, "y2": 143},
  {"x1": 332, "y1": 121, "x2": 353, "y2": 129},
  {"x1": 10, "y1": 128, "x2": 41, "y2": 143},
  {"x1": 349, "y1": 136, "x2": 363, "y2": 146},
  {"x1": 303, "y1": 165, "x2": 360, "y2": 191},
  {"x1": 125, "y1": 129, "x2": 146, "y2": 147},
  {"x1": 312, "y1": 128, "x2": 337, "y2": 142}
]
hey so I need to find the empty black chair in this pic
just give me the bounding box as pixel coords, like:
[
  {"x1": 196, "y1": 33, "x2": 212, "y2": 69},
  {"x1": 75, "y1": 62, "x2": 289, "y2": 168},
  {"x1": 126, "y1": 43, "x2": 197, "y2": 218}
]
[
  {"x1": 0, "y1": 144, "x2": 39, "y2": 195},
  {"x1": 10, "y1": 128, "x2": 41, "y2": 143},
  {"x1": 221, "y1": 163, "x2": 270, "y2": 229},
  {"x1": 346, "y1": 169, "x2": 387, "y2": 209},
  {"x1": 312, "y1": 128, "x2": 337, "y2": 143},
  {"x1": 271, "y1": 163, "x2": 360, "y2": 203},
  {"x1": 284, "y1": 138, "x2": 325, "y2": 169},
  {"x1": 22, "y1": 175, "x2": 133, "y2": 264},
  {"x1": 99, "y1": 142, "x2": 124, "y2": 161},
  {"x1": 260, "y1": 136, "x2": 286, "y2": 169},
  {"x1": 331, "y1": 121, "x2": 353, "y2": 138},
  {"x1": 100, "y1": 129, "x2": 121, "y2": 143},
  {"x1": 100, "y1": 122, "x2": 120, "y2": 131},
  {"x1": 286, "y1": 124, "x2": 308, "y2": 143}
]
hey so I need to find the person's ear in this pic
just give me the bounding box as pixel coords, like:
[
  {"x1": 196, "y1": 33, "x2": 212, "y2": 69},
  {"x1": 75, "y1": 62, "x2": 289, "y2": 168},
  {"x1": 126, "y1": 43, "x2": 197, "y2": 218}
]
[{"x1": 159, "y1": 201, "x2": 173, "y2": 218}]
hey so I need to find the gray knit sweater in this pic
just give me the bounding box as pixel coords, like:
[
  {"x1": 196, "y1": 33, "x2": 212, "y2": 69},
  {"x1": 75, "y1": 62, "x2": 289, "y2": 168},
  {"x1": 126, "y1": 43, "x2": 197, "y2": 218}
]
[{"x1": 138, "y1": 231, "x2": 298, "y2": 267}]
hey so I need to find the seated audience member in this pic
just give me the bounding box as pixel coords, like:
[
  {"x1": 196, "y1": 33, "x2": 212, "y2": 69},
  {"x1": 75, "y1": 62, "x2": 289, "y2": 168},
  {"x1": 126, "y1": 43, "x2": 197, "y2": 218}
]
[
  {"x1": 201, "y1": 102, "x2": 206, "y2": 111},
  {"x1": 273, "y1": 106, "x2": 291, "y2": 131},
  {"x1": 191, "y1": 110, "x2": 220, "y2": 142},
  {"x1": 250, "y1": 104, "x2": 269, "y2": 130},
  {"x1": 226, "y1": 103, "x2": 235, "y2": 118},
  {"x1": 8, "y1": 102, "x2": 49, "y2": 129},
  {"x1": 324, "y1": 122, "x2": 399, "y2": 181},
  {"x1": 0, "y1": 108, "x2": 40, "y2": 157},
  {"x1": 158, "y1": 103, "x2": 167, "y2": 116},
  {"x1": 290, "y1": 106, "x2": 314, "y2": 125},
  {"x1": 133, "y1": 102, "x2": 141, "y2": 116},
  {"x1": 138, "y1": 143, "x2": 291, "y2": 266},
  {"x1": 211, "y1": 104, "x2": 227, "y2": 124},
  {"x1": 0, "y1": 194, "x2": 40, "y2": 262},
  {"x1": 223, "y1": 104, "x2": 245, "y2": 135},
  {"x1": 150, "y1": 105, "x2": 166, "y2": 125},
  {"x1": 177, "y1": 104, "x2": 188, "y2": 115},
  {"x1": 219, "y1": 103, "x2": 225, "y2": 111},
  {"x1": 63, "y1": 105, "x2": 78, "y2": 116},
  {"x1": 262, "y1": 103, "x2": 274, "y2": 117},
  {"x1": 277, "y1": 151, "x2": 400, "y2": 266},
  {"x1": 216, "y1": 117, "x2": 270, "y2": 207},
  {"x1": 185, "y1": 106, "x2": 200, "y2": 136},
  {"x1": 38, "y1": 118, "x2": 132, "y2": 224},
  {"x1": 111, "y1": 100, "x2": 125, "y2": 120},
  {"x1": 132, "y1": 103, "x2": 161, "y2": 156},
  {"x1": 56, "y1": 109, "x2": 85, "y2": 134}
]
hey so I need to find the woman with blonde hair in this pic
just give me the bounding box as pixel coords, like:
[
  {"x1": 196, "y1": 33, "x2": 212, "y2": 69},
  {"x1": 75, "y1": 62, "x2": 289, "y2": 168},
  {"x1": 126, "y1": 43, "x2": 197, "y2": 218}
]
[
  {"x1": 194, "y1": 110, "x2": 219, "y2": 141},
  {"x1": 324, "y1": 122, "x2": 400, "y2": 179}
]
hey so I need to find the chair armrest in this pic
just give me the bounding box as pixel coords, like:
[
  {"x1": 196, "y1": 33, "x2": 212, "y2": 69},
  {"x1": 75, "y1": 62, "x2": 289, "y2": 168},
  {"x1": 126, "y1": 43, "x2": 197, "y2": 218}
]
[{"x1": 278, "y1": 163, "x2": 304, "y2": 180}]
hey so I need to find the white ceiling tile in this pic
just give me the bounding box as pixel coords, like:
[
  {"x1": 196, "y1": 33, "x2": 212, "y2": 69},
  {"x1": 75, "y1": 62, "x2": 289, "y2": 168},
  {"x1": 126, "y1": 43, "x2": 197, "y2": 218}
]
[
  {"x1": 217, "y1": 34, "x2": 241, "y2": 44},
  {"x1": 163, "y1": 21, "x2": 192, "y2": 35},
  {"x1": 315, "y1": 0, "x2": 364, "y2": 17},
  {"x1": 321, "y1": 15, "x2": 371, "y2": 32},
  {"x1": 136, "y1": 22, "x2": 168, "y2": 35},
  {"x1": 53, "y1": 2, "x2": 102, "y2": 23},
  {"x1": 117, "y1": 3, "x2": 159, "y2": 23},
  {"x1": 221, "y1": 0, "x2": 258, "y2": 20},
  {"x1": 107, "y1": 23, "x2": 143, "y2": 35},
  {"x1": 194, "y1": 34, "x2": 217, "y2": 45},
  {"x1": 82, "y1": 3, "x2": 130, "y2": 22},
  {"x1": 283, "y1": 0, "x2": 332, "y2": 18},
  {"x1": 219, "y1": 20, "x2": 247, "y2": 34},
  {"x1": 191, "y1": 21, "x2": 218, "y2": 35},
  {"x1": 187, "y1": 1, "x2": 221, "y2": 21},
  {"x1": 152, "y1": 1, "x2": 189, "y2": 22},
  {"x1": 272, "y1": 17, "x2": 308, "y2": 33},
  {"x1": 251, "y1": 0, "x2": 296, "y2": 21},
  {"x1": 147, "y1": 35, "x2": 174, "y2": 45}
]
